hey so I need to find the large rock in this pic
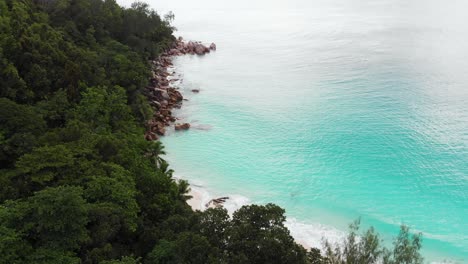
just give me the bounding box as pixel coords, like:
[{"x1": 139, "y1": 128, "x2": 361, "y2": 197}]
[
  {"x1": 209, "y1": 43, "x2": 217, "y2": 50},
  {"x1": 160, "y1": 109, "x2": 171, "y2": 116},
  {"x1": 168, "y1": 89, "x2": 183, "y2": 101},
  {"x1": 194, "y1": 43, "x2": 209, "y2": 55},
  {"x1": 144, "y1": 131, "x2": 158, "y2": 141},
  {"x1": 175, "y1": 123, "x2": 190, "y2": 131},
  {"x1": 154, "y1": 123, "x2": 166, "y2": 135},
  {"x1": 161, "y1": 90, "x2": 169, "y2": 100},
  {"x1": 150, "y1": 100, "x2": 161, "y2": 108},
  {"x1": 187, "y1": 41, "x2": 195, "y2": 53}
]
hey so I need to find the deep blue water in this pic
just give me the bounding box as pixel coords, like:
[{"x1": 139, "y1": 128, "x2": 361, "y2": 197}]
[{"x1": 117, "y1": 0, "x2": 468, "y2": 262}]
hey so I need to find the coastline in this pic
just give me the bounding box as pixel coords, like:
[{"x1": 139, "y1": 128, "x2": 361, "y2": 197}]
[
  {"x1": 146, "y1": 38, "x2": 463, "y2": 264},
  {"x1": 180, "y1": 175, "x2": 345, "y2": 251},
  {"x1": 146, "y1": 36, "x2": 365, "y2": 254},
  {"x1": 181, "y1": 178, "x2": 460, "y2": 264},
  {"x1": 143, "y1": 37, "x2": 216, "y2": 140}
]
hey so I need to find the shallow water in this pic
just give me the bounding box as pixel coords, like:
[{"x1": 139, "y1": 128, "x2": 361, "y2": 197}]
[{"x1": 118, "y1": 0, "x2": 468, "y2": 262}]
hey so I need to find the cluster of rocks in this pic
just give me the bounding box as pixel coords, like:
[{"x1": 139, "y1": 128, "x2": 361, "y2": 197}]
[
  {"x1": 144, "y1": 37, "x2": 215, "y2": 141},
  {"x1": 167, "y1": 36, "x2": 216, "y2": 56}
]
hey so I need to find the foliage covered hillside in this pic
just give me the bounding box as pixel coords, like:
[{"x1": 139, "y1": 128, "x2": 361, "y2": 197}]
[
  {"x1": 0, "y1": 0, "x2": 310, "y2": 263},
  {"x1": 0, "y1": 1, "x2": 424, "y2": 263}
]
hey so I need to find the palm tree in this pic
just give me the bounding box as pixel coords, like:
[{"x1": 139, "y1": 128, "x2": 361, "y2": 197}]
[{"x1": 146, "y1": 141, "x2": 166, "y2": 167}]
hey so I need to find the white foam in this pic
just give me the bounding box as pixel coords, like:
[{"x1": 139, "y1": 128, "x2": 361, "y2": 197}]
[
  {"x1": 222, "y1": 194, "x2": 250, "y2": 215},
  {"x1": 175, "y1": 176, "x2": 461, "y2": 263},
  {"x1": 285, "y1": 218, "x2": 346, "y2": 250},
  {"x1": 177, "y1": 175, "x2": 347, "y2": 252},
  {"x1": 183, "y1": 181, "x2": 250, "y2": 215},
  {"x1": 185, "y1": 185, "x2": 211, "y2": 211}
]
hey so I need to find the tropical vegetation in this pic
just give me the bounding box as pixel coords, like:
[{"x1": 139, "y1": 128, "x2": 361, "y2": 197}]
[{"x1": 0, "y1": 0, "x2": 423, "y2": 263}]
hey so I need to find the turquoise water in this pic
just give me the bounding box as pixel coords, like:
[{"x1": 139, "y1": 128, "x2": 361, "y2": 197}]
[{"x1": 117, "y1": 0, "x2": 468, "y2": 262}]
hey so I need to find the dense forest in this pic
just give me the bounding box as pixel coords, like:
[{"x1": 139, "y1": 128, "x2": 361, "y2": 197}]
[{"x1": 0, "y1": 0, "x2": 424, "y2": 263}]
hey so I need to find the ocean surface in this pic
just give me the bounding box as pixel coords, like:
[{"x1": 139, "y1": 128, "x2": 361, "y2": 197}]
[{"x1": 118, "y1": 0, "x2": 468, "y2": 262}]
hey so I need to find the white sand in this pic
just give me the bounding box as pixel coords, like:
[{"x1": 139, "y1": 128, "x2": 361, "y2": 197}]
[
  {"x1": 186, "y1": 186, "x2": 211, "y2": 211},
  {"x1": 181, "y1": 178, "x2": 345, "y2": 251}
]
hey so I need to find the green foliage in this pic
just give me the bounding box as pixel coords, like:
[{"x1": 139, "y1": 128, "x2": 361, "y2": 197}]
[
  {"x1": 36, "y1": 89, "x2": 71, "y2": 127},
  {"x1": 323, "y1": 219, "x2": 382, "y2": 264},
  {"x1": 323, "y1": 220, "x2": 423, "y2": 264},
  {"x1": 102, "y1": 256, "x2": 141, "y2": 264},
  {"x1": 0, "y1": 225, "x2": 30, "y2": 264},
  {"x1": 307, "y1": 248, "x2": 328, "y2": 264},
  {"x1": 0, "y1": 186, "x2": 89, "y2": 264},
  {"x1": 383, "y1": 226, "x2": 423, "y2": 264},
  {"x1": 227, "y1": 204, "x2": 309, "y2": 264},
  {"x1": 26, "y1": 248, "x2": 81, "y2": 264},
  {"x1": 147, "y1": 233, "x2": 217, "y2": 264},
  {"x1": 0, "y1": 97, "x2": 46, "y2": 167},
  {"x1": 147, "y1": 204, "x2": 312, "y2": 264},
  {"x1": 0, "y1": 0, "x2": 182, "y2": 263},
  {"x1": 74, "y1": 85, "x2": 135, "y2": 133}
]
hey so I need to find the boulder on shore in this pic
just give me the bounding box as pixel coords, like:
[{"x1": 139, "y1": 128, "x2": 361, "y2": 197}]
[
  {"x1": 152, "y1": 123, "x2": 166, "y2": 135},
  {"x1": 144, "y1": 37, "x2": 215, "y2": 138},
  {"x1": 161, "y1": 90, "x2": 170, "y2": 100},
  {"x1": 175, "y1": 123, "x2": 190, "y2": 131},
  {"x1": 144, "y1": 131, "x2": 158, "y2": 141}
]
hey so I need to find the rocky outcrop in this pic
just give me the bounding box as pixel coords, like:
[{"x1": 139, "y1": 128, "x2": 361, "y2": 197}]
[
  {"x1": 175, "y1": 123, "x2": 190, "y2": 131},
  {"x1": 209, "y1": 43, "x2": 216, "y2": 51},
  {"x1": 144, "y1": 37, "x2": 215, "y2": 140},
  {"x1": 144, "y1": 131, "x2": 158, "y2": 141},
  {"x1": 169, "y1": 37, "x2": 215, "y2": 56}
]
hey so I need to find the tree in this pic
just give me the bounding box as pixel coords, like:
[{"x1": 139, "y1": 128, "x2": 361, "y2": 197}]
[
  {"x1": 227, "y1": 204, "x2": 309, "y2": 264},
  {"x1": 323, "y1": 219, "x2": 381, "y2": 264},
  {"x1": 383, "y1": 226, "x2": 423, "y2": 264},
  {"x1": 0, "y1": 186, "x2": 89, "y2": 253},
  {"x1": 146, "y1": 140, "x2": 166, "y2": 167},
  {"x1": 102, "y1": 256, "x2": 141, "y2": 264},
  {"x1": 322, "y1": 220, "x2": 423, "y2": 264},
  {"x1": 197, "y1": 208, "x2": 230, "y2": 251},
  {"x1": 0, "y1": 225, "x2": 31, "y2": 263},
  {"x1": 0, "y1": 97, "x2": 45, "y2": 169},
  {"x1": 147, "y1": 233, "x2": 217, "y2": 264}
]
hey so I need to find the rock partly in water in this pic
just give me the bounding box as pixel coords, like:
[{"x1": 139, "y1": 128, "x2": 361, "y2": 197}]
[
  {"x1": 144, "y1": 131, "x2": 158, "y2": 141},
  {"x1": 175, "y1": 123, "x2": 190, "y2": 131},
  {"x1": 143, "y1": 37, "x2": 215, "y2": 140},
  {"x1": 194, "y1": 44, "x2": 206, "y2": 55},
  {"x1": 209, "y1": 43, "x2": 217, "y2": 50},
  {"x1": 161, "y1": 90, "x2": 169, "y2": 100},
  {"x1": 154, "y1": 124, "x2": 166, "y2": 136}
]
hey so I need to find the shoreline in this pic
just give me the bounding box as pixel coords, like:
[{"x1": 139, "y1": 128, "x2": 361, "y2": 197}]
[
  {"x1": 143, "y1": 37, "x2": 216, "y2": 140},
  {"x1": 144, "y1": 37, "x2": 462, "y2": 264},
  {"x1": 145, "y1": 39, "x2": 346, "y2": 252},
  {"x1": 180, "y1": 176, "x2": 344, "y2": 251},
  {"x1": 144, "y1": 36, "x2": 379, "y2": 255},
  {"x1": 181, "y1": 176, "x2": 461, "y2": 264}
]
